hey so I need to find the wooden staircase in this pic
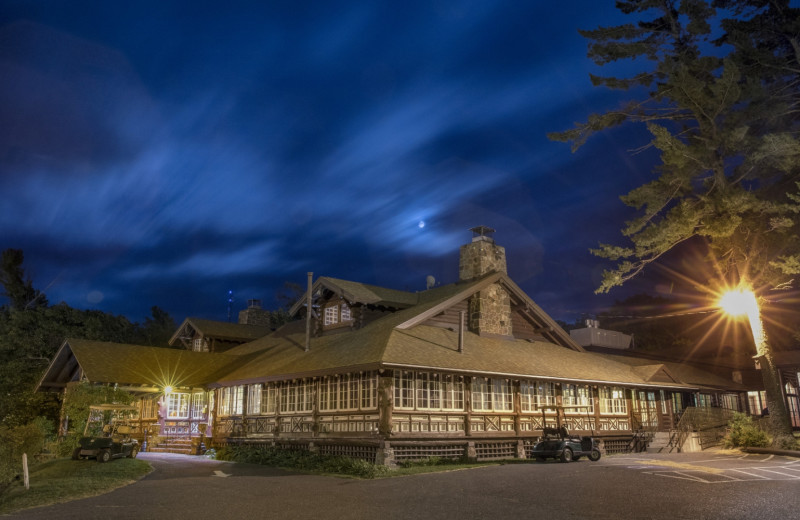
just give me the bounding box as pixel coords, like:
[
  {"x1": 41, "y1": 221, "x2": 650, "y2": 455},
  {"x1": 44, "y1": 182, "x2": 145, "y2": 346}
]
[{"x1": 146, "y1": 436, "x2": 194, "y2": 455}]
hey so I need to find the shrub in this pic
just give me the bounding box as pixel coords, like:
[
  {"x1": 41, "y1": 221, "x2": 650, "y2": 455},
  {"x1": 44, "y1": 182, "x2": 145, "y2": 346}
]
[
  {"x1": 215, "y1": 444, "x2": 389, "y2": 478},
  {"x1": 0, "y1": 419, "x2": 53, "y2": 495},
  {"x1": 396, "y1": 455, "x2": 469, "y2": 468},
  {"x1": 723, "y1": 412, "x2": 770, "y2": 448}
]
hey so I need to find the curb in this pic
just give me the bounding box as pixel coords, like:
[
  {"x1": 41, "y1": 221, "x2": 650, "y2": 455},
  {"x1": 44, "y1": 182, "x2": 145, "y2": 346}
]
[{"x1": 742, "y1": 447, "x2": 800, "y2": 458}]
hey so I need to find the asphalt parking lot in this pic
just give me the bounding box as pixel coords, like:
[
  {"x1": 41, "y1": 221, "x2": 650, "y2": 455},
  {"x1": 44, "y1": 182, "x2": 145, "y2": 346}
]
[
  {"x1": 600, "y1": 451, "x2": 800, "y2": 484},
  {"x1": 8, "y1": 450, "x2": 800, "y2": 520}
]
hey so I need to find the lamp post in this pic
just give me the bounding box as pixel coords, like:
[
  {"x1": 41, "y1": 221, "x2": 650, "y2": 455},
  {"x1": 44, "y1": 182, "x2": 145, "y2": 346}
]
[{"x1": 718, "y1": 287, "x2": 793, "y2": 443}]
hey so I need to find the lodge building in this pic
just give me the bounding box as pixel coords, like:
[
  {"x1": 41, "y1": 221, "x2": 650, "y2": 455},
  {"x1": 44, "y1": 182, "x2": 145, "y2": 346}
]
[{"x1": 38, "y1": 227, "x2": 780, "y2": 464}]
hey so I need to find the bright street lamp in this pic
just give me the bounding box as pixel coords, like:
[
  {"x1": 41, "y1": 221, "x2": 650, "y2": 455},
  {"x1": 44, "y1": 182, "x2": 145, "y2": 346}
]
[
  {"x1": 717, "y1": 285, "x2": 793, "y2": 442},
  {"x1": 718, "y1": 288, "x2": 766, "y2": 356}
]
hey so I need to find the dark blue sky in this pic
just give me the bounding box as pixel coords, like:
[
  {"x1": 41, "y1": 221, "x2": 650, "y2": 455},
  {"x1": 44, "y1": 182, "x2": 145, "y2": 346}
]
[{"x1": 1, "y1": 1, "x2": 669, "y2": 323}]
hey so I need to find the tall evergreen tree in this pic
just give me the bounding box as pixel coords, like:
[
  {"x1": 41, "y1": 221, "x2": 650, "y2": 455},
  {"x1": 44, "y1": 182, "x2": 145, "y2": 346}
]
[
  {"x1": 550, "y1": 0, "x2": 799, "y2": 441},
  {"x1": 0, "y1": 249, "x2": 47, "y2": 310}
]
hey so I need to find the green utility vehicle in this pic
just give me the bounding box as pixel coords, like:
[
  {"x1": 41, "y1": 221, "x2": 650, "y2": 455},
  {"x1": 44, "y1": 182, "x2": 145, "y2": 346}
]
[{"x1": 72, "y1": 404, "x2": 140, "y2": 462}]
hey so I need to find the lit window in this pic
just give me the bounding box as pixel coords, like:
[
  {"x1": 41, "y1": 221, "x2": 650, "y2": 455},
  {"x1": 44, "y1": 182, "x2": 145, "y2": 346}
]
[
  {"x1": 279, "y1": 380, "x2": 313, "y2": 413},
  {"x1": 563, "y1": 384, "x2": 594, "y2": 414},
  {"x1": 324, "y1": 306, "x2": 338, "y2": 325},
  {"x1": 167, "y1": 393, "x2": 190, "y2": 419},
  {"x1": 193, "y1": 338, "x2": 208, "y2": 352},
  {"x1": 191, "y1": 392, "x2": 207, "y2": 419},
  {"x1": 319, "y1": 372, "x2": 377, "y2": 412},
  {"x1": 472, "y1": 377, "x2": 512, "y2": 412},
  {"x1": 260, "y1": 384, "x2": 277, "y2": 414},
  {"x1": 141, "y1": 398, "x2": 158, "y2": 419},
  {"x1": 323, "y1": 303, "x2": 354, "y2": 326},
  {"x1": 633, "y1": 390, "x2": 658, "y2": 427},
  {"x1": 599, "y1": 386, "x2": 627, "y2": 414},
  {"x1": 393, "y1": 371, "x2": 464, "y2": 411},
  {"x1": 218, "y1": 386, "x2": 244, "y2": 416},
  {"x1": 247, "y1": 385, "x2": 262, "y2": 415}
]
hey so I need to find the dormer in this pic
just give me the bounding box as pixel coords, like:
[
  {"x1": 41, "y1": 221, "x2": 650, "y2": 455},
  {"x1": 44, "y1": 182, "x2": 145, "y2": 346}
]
[
  {"x1": 290, "y1": 277, "x2": 418, "y2": 336},
  {"x1": 322, "y1": 298, "x2": 354, "y2": 330}
]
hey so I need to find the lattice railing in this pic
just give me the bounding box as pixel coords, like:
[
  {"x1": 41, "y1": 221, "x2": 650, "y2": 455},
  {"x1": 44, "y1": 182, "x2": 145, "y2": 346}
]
[
  {"x1": 475, "y1": 441, "x2": 517, "y2": 460},
  {"x1": 317, "y1": 444, "x2": 377, "y2": 461},
  {"x1": 392, "y1": 444, "x2": 466, "y2": 462}
]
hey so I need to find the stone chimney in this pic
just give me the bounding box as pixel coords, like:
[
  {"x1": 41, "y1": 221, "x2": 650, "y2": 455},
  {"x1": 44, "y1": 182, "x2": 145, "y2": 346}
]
[
  {"x1": 459, "y1": 226, "x2": 507, "y2": 281},
  {"x1": 459, "y1": 227, "x2": 512, "y2": 338},
  {"x1": 238, "y1": 299, "x2": 271, "y2": 326}
]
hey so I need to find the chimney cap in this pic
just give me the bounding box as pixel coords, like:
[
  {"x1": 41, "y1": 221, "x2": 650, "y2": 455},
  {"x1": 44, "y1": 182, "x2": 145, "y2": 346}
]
[{"x1": 469, "y1": 225, "x2": 496, "y2": 243}]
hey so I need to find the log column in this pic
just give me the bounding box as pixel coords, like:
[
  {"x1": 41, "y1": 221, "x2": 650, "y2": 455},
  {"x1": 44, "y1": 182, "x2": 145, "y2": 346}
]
[
  {"x1": 378, "y1": 372, "x2": 394, "y2": 437},
  {"x1": 464, "y1": 376, "x2": 473, "y2": 436}
]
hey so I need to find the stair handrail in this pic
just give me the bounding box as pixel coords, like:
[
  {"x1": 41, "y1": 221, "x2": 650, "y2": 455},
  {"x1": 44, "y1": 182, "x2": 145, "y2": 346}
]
[{"x1": 671, "y1": 406, "x2": 734, "y2": 451}]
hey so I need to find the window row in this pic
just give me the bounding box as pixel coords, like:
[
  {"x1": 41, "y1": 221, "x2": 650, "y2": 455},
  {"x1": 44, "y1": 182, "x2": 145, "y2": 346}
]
[
  {"x1": 141, "y1": 391, "x2": 208, "y2": 420},
  {"x1": 214, "y1": 374, "x2": 744, "y2": 418},
  {"x1": 217, "y1": 373, "x2": 378, "y2": 416},
  {"x1": 394, "y1": 372, "x2": 600, "y2": 414}
]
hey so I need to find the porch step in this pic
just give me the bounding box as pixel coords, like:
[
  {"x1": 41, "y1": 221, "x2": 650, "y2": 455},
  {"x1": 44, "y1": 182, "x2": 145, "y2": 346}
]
[
  {"x1": 146, "y1": 436, "x2": 195, "y2": 455},
  {"x1": 646, "y1": 431, "x2": 671, "y2": 453}
]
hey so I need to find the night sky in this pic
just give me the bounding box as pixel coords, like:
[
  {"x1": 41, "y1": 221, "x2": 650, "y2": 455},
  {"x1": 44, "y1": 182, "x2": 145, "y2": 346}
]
[{"x1": 1, "y1": 1, "x2": 670, "y2": 324}]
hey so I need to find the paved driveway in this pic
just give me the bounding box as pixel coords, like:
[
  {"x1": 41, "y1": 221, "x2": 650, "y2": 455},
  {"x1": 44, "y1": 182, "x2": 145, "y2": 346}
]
[{"x1": 8, "y1": 451, "x2": 800, "y2": 520}]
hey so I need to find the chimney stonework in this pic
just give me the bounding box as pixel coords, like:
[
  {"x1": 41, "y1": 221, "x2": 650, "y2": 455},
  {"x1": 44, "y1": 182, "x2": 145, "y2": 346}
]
[
  {"x1": 469, "y1": 283, "x2": 512, "y2": 337},
  {"x1": 238, "y1": 299, "x2": 271, "y2": 326},
  {"x1": 459, "y1": 227, "x2": 512, "y2": 338},
  {"x1": 458, "y1": 239, "x2": 507, "y2": 281}
]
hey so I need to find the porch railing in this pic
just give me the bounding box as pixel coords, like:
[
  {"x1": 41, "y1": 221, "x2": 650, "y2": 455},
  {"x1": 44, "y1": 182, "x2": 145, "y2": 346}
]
[{"x1": 669, "y1": 406, "x2": 734, "y2": 451}]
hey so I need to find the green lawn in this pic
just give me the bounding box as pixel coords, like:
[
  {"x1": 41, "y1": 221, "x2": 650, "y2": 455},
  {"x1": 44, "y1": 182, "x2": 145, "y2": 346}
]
[{"x1": 0, "y1": 457, "x2": 152, "y2": 515}]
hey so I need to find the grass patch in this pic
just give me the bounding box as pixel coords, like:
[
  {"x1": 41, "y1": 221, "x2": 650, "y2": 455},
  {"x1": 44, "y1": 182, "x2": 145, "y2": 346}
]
[{"x1": 0, "y1": 457, "x2": 151, "y2": 514}]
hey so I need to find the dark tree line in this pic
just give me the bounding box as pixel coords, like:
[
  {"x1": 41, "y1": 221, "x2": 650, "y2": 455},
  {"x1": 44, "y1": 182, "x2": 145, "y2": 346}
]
[{"x1": 0, "y1": 249, "x2": 177, "y2": 427}]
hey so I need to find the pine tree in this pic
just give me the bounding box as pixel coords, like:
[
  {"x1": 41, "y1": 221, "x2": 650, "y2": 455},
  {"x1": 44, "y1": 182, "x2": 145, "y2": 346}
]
[
  {"x1": 0, "y1": 249, "x2": 48, "y2": 310},
  {"x1": 550, "y1": 0, "x2": 800, "y2": 441}
]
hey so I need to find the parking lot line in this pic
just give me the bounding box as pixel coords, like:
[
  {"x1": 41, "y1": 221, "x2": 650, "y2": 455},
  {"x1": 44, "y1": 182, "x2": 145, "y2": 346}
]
[{"x1": 727, "y1": 468, "x2": 770, "y2": 480}]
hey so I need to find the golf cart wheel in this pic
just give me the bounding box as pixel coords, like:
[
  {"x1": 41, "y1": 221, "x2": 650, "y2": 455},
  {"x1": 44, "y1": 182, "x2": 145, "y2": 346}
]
[
  {"x1": 72, "y1": 447, "x2": 81, "y2": 460},
  {"x1": 128, "y1": 446, "x2": 139, "y2": 459},
  {"x1": 98, "y1": 449, "x2": 111, "y2": 463},
  {"x1": 560, "y1": 448, "x2": 573, "y2": 463},
  {"x1": 589, "y1": 449, "x2": 601, "y2": 462}
]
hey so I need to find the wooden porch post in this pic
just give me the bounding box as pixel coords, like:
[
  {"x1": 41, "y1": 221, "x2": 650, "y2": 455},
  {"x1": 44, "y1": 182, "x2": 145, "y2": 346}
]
[
  {"x1": 593, "y1": 386, "x2": 601, "y2": 433},
  {"x1": 241, "y1": 385, "x2": 249, "y2": 437},
  {"x1": 378, "y1": 372, "x2": 393, "y2": 437},
  {"x1": 513, "y1": 380, "x2": 521, "y2": 435},
  {"x1": 312, "y1": 378, "x2": 320, "y2": 438},
  {"x1": 464, "y1": 376, "x2": 472, "y2": 437}
]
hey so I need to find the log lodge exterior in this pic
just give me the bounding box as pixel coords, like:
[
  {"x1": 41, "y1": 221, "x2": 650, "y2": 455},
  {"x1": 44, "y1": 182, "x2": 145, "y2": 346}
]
[{"x1": 38, "y1": 227, "x2": 756, "y2": 463}]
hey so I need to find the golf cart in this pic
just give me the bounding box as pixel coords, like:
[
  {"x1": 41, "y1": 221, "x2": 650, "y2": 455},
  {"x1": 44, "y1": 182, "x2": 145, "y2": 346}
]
[
  {"x1": 530, "y1": 404, "x2": 602, "y2": 463},
  {"x1": 531, "y1": 426, "x2": 602, "y2": 462},
  {"x1": 72, "y1": 404, "x2": 140, "y2": 462}
]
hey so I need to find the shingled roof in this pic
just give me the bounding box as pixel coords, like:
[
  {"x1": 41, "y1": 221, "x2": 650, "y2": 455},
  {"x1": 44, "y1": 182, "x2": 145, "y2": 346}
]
[
  {"x1": 288, "y1": 276, "x2": 419, "y2": 316},
  {"x1": 37, "y1": 339, "x2": 249, "y2": 392},
  {"x1": 38, "y1": 274, "x2": 744, "y2": 396},
  {"x1": 214, "y1": 276, "x2": 728, "y2": 391},
  {"x1": 169, "y1": 318, "x2": 271, "y2": 346}
]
